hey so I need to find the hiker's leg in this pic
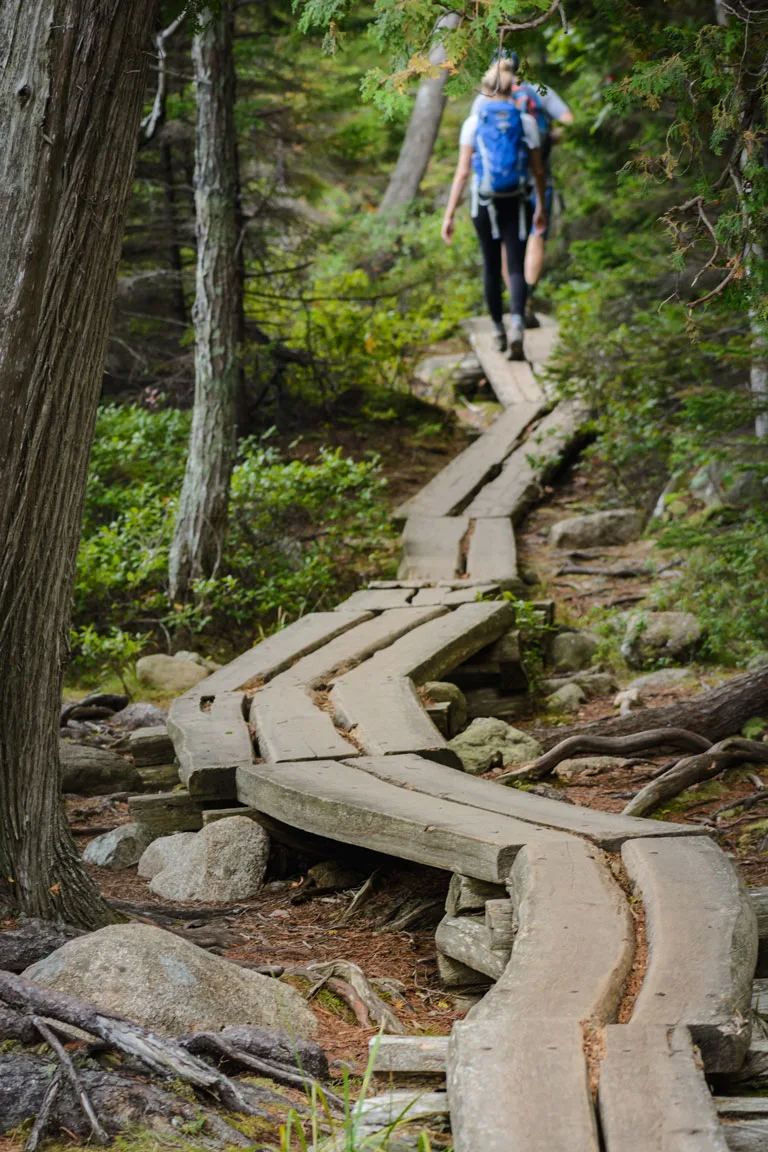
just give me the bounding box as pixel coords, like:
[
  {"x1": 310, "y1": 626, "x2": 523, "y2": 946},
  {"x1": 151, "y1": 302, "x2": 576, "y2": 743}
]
[
  {"x1": 473, "y1": 205, "x2": 503, "y2": 325},
  {"x1": 501, "y1": 246, "x2": 511, "y2": 294},
  {"x1": 499, "y1": 199, "x2": 528, "y2": 319},
  {"x1": 525, "y1": 185, "x2": 552, "y2": 287}
]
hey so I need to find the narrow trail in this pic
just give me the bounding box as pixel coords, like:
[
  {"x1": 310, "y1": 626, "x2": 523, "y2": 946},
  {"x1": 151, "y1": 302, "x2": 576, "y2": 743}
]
[{"x1": 167, "y1": 319, "x2": 758, "y2": 1151}]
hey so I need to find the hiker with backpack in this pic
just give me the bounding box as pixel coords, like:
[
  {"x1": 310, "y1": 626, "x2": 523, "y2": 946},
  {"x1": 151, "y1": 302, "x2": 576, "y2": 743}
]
[
  {"x1": 470, "y1": 53, "x2": 573, "y2": 326},
  {"x1": 441, "y1": 61, "x2": 546, "y2": 361}
]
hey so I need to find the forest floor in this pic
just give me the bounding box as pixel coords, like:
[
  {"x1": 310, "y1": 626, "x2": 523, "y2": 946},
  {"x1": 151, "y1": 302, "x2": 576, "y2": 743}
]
[{"x1": 9, "y1": 361, "x2": 767, "y2": 1152}]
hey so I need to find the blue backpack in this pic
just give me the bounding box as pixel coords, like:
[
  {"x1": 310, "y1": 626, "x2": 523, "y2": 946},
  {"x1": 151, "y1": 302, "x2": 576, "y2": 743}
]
[{"x1": 472, "y1": 100, "x2": 529, "y2": 198}]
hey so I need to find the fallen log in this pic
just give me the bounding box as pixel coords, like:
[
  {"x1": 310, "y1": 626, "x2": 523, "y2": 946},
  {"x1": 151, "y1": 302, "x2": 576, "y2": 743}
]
[
  {"x1": 622, "y1": 738, "x2": 768, "y2": 817},
  {"x1": 0, "y1": 919, "x2": 84, "y2": 972},
  {"x1": 529, "y1": 665, "x2": 768, "y2": 751}
]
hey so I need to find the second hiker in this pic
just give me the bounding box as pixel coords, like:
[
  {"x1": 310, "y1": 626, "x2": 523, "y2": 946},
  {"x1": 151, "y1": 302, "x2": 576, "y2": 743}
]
[{"x1": 441, "y1": 60, "x2": 547, "y2": 361}]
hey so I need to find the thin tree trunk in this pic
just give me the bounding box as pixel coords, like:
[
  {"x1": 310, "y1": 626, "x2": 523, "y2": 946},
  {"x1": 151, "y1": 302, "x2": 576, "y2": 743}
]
[
  {"x1": 379, "y1": 12, "x2": 460, "y2": 212},
  {"x1": 169, "y1": 3, "x2": 240, "y2": 601},
  {"x1": 0, "y1": 0, "x2": 156, "y2": 927}
]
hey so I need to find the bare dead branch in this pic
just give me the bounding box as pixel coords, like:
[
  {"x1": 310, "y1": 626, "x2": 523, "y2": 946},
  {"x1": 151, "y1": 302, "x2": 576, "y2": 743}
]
[
  {"x1": 32, "y1": 1016, "x2": 110, "y2": 1146},
  {"x1": 500, "y1": 0, "x2": 565, "y2": 34}
]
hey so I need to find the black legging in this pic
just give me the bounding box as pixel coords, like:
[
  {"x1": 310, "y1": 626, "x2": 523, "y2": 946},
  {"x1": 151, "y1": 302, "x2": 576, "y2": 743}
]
[{"x1": 472, "y1": 196, "x2": 533, "y2": 324}]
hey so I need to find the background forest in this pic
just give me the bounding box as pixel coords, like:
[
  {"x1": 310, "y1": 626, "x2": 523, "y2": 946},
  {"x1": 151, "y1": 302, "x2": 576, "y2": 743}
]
[{"x1": 75, "y1": 0, "x2": 768, "y2": 684}]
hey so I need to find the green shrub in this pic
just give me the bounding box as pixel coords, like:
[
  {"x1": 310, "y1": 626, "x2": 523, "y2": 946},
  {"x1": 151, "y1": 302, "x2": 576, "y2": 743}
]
[{"x1": 71, "y1": 406, "x2": 396, "y2": 675}]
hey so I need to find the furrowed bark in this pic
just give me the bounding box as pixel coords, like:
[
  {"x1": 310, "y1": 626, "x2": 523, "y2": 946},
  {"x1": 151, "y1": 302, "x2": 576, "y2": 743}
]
[
  {"x1": 0, "y1": 0, "x2": 157, "y2": 927},
  {"x1": 169, "y1": 1, "x2": 240, "y2": 600}
]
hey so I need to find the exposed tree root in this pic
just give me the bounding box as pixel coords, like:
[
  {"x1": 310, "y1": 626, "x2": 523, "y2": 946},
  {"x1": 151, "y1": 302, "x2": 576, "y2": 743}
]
[
  {"x1": 622, "y1": 738, "x2": 768, "y2": 817},
  {"x1": 506, "y1": 729, "x2": 713, "y2": 781},
  {"x1": 32, "y1": 1016, "x2": 110, "y2": 1145}
]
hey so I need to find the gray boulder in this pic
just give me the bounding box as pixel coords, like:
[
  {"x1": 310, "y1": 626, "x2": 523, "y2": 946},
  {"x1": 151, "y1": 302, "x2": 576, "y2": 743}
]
[
  {"x1": 23, "y1": 922, "x2": 318, "y2": 1037},
  {"x1": 60, "y1": 741, "x2": 141, "y2": 795},
  {"x1": 424, "y1": 681, "x2": 467, "y2": 737},
  {"x1": 137, "y1": 832, "x2": 199, "y2": 878},
  {"x1": 626, "y1": 667, "x2": 697, "y2": 696},
  {"x1": 549, "y1": 509, "x2": 643, "y2": 550},
  {"x1": 621, "y1": 611, "x2": 702, "y2": 668},
  {"x1": 109, "y1": 701, "x2": 167, "y2": 730},
  {"x1": 148, "y1": 816, "x2": 270, "y2": 902},
  {"x1": 554, "y1": 756, "x2": 632, "y2": 783},
  {"x1": 547, "y1": 631, "x2": 600, "y2": 674},
  {"x1": 174, "y1": 650, "x2": 223, "y2": 672},
  {"x1": 82, "y1": 823, "x2": 154, "y2": 869},
  {"x1": 136, "y1": 655, "x2": 209, "y2": 693},
  {"x1": 545, "y1": 683, "x2": 586, "y2": 713},
  {"x1": 448, "y1": 717, "x2": 541, "y2": 775},
  {"x1": 541, "y1": 671, "x2": 617, "y2": 699}
]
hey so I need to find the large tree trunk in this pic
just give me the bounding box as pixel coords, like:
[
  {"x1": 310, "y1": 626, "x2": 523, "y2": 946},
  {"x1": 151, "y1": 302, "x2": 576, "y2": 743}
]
[
  {"x1": 0, "y1": 0, "x2": 156, "y2": 927},
  {"x1": 530, "y1": 665, "x2": 768, "y2": 751},
  {"x1": 169, "y1": 3, "x2": 240, "y2": 601},
  {"x1": 379, "y1": 12, "x2": 460, "y2": 213}
]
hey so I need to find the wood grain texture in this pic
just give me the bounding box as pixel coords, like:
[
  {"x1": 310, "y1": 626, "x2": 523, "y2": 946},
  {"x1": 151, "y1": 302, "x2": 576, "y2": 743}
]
[{"x1": 398, "y1": 516, "x2": 468, "y2": 581}]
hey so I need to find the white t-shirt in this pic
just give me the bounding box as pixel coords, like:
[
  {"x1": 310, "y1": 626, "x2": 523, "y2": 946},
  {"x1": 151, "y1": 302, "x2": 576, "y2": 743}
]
[
  {"x1": 470, "y1": 82, "x2": 570, "y2": 123},
  {"x1": 459, "y1": 108, "x2": 540, "y2": 151}
]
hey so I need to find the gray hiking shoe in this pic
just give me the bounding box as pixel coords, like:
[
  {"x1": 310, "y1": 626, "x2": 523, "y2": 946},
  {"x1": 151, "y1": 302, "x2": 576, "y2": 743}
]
[
  {"x1": 507, "y1": 315, "x2": 525, "y2": 361},
  {"x1": 492, "y1": 323, "x2": 507, "y2": 353},
  {"x1": 524, "y1": 301, "x2": 541, "y2": 328}
]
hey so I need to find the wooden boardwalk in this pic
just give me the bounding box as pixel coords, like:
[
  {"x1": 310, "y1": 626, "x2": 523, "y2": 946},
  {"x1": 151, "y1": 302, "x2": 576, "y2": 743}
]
[{"x1": 166, "y1": 317, "x2": 757, "y2": 1152}]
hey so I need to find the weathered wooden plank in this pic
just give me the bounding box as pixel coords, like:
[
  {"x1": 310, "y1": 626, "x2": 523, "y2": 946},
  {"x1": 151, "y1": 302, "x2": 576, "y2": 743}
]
[
  {"x1": 251, "y1": 683, "x2": 358, "y2": 762},
  {"x1": 168, "y1": 691, "x2": 253, "y2": 800},
  {"x1": 127, "y1": 725, "x2": 175, "y2": 767},
  {"x1": 398, "y1": 516, "x2": 468, "y2": 581},
  {"x1": 332, "y1": 675, "x2": 460, "y2": 766},
  {"x1": 180, "y1": 610, "x2": 373, "y2": 696},
  {"x1": 276, "y1": 606, "x2": 447, "y2": 689},
  {"x1": 471, "y1": 837, "x2": 633, "y2": 1026},
  {"x1": 524, "y1": 323, "x2": 559, "y2": 368},
  {"x1": 333, "y1": 588, "x2": 415, "y2": 611},
  {"x1": 351, "y1": 753, "x2": 705, "y2": 849},
  {"x1": 720, "y1": 1121, "x2": 768, "y2": 1151},
  {"x1": 369, "y1": 1035, "x2": 449, "y2": 1074},
  {"x1": 128, "y1": 789, "x2": 203, "y2": 836},
  {"x1": 394, "y1": 401, "x2": 542, "y2": 521},
  {"x1": 408, "y1": 584, "x2": 500, "y2": 607},
  {"x1": 445, "y1": 874, "x2": 506, "y2": 917},
  {"x1": 434, "y1": 914, "x2": 507, "y2": 980},
  {"x1": 235, "y1": 759, "x2": 565, "y2": 882},
  {"x1": 485, "y1": 898, "x2": 515, "y2": 952},
  {"x1": 622, "y1": 836, "x2": 758, "y2": 1073},
  {"x1": 465, "y1": 316, "x2": 545, "y2": 406},
  {"x1": 369, "y1": 601, "x2": 516, "y2": 684},
  {"x1": 465, "y1": 517, "x2": 519, "y2": 586},
  {"x1": 447, "y1": 1017, "x2": 599, "y2": 1152},
  {"x1": 466, "y1": 399, "x2": 590, "y2": 519},
  {"x1": 716, "y1": 1099, "x2": 768, "y2": 1117},
  {"x1": 599, "y1": 1024, "x2": 729, "y2": 1152},
  {"x1": 748, "y1": 887, "x2": 768, "y2": 937}
]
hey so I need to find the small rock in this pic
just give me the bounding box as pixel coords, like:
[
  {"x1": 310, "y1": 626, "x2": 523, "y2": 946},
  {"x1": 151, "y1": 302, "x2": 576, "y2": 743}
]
[
  {"x1": 541, "y1": 671, "x2": 617, "y2": 699},
  {"x1": 448, "y1": 717, "x2": 541, "y2": 775},
  {"x1": 547, "y1": 631, "x2": 599, "y2": 674},
  {"x1": 305, "y1": 861, "x2": 363, "y2": 891},
  {"x1": 545, "y1": 683, "x2": 586, "y2": 712},
  {"x1": 136, "y1": 655, "x2": 209, "y2": 693},
  {"x1": 109, "y1": 702, "x2": 167, "y2": 730},
  {"x1": 148, "y1": 817, "x2": 270, "y2": 902},
  {"x1": 626, "y1": 667, "x2": 697, "y2": 696},
  {"x1": 549, "y1": 509, "x2": 643, "y2": 550},
  {"x1": 60, "y1": 741, "x2": 142, "y2": 795},
  {"x1": 23, "y1": 922, "x2": 318, "y2": 1037},
  {"x1": 174, "y1": 650, "x2": 222, "y2": 672},
  {"x1": 82, "y1": 823, "x2": 154, "y2": 869},
  {"x1": 138, "y1": 832, "x2": 199, "y2": 878},
  {"x1": 621, "y1": 611, "x2": 702, "y2": 669},
  {"x1": 553, "y1": 756, "x2": 632, "y2": 782},
  {"x1": 424, "y1": 682, "x2": 467, "y2": 737}
]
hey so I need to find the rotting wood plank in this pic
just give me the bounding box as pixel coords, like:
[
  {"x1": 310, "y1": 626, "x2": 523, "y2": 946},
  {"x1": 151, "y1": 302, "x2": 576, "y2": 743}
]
[
  {"x1": 622, "y1": 836, "x2": 758, "y2": 1073},
  {"x1": 350, "y1": 754, "x2": 706, "y2": 849},
  {"x1": 334, "y1": 588, "x2": 415, "y2": 612},
  {"x1": 331, "y1": 674, "x2": 460, "y2": 766},
  {"x1": 599, "y1": 1024, "x2": 729, "y2": 1152},
  {"x1": 409, "y1": 584, "x2": 500, "y2": 607},
  {"x1": 178, "y1": 610, "x2": 374, "y2": 697},
  {"x1": 464, "y1": 517, "x2": 519, "y2": 587},
  {"x1": 251, "y1": 683, "x2": 358, "y2": 763},
  {"x1": 470, "y1": 837, "x2": 633, "y2": 1026},
  {"x1": 465, "y1": 399, "x2": 590, "y2": 520},
  {"x1": 447, "y1": 1017, "x2": 599, "y2": 1152},
  {"x1": 235, "y1": 759, "x2": 566, "y2": 882},
  {"x1": 465, "y1": 316, "x2": 545, "y2": 406},
  {"x1": 524, "y1": 323, "x2": 559, "y2": 370},
  {"x1": 393, "y1": 401, "x2": 543, "y2": 521},
  {"x1": 367, "y1": 601, "x2": 516, "y2": 683},
  {"x1": 434, "y1": 915, "x2": 507, "y2": 980},
  {"x1": 369, "y1": 1035, "x2": 449, "y2": 1074},
  {"x1": 168, "y1": 691, "x2": 253, "y2": 800},
  {"x1": 277, "y1": 606, "x2": 447, "y2": 689},
  {"x1": 398, "y1": 516, "x2": 468, "y2": 581}
]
